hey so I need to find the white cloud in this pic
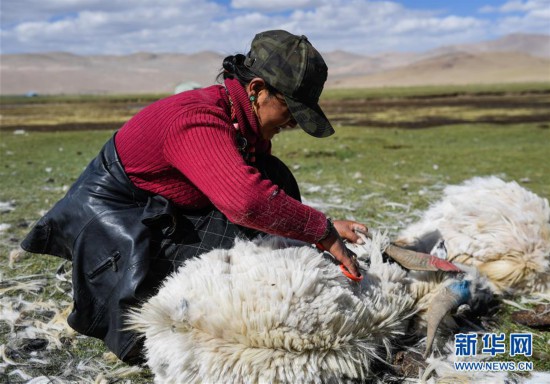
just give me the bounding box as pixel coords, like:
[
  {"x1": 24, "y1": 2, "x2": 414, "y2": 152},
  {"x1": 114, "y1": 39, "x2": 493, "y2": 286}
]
[
  {"x1": 1, "y1": 0, "x2": 206, "y2": 27},
  {"x1": 231, "y1": 0, "x2": 320, "y2": 12},
  {"x1": 480, "y1": 0, "x2": 550, "y2": 13},
  {"x1": 1, "y1": 0, "x2": 548, "y2": 55},
  {"x1": 478, "y1": 0, "x2": 550, "y2": 34},
  {"x1": 265, "y1": 2, "x2": 487, "y2": 53},
  {"x1": 2, "y1": 0, "x2": 224, "y2": 54},
  {"x1": 391, "y1": 16, "x2": 483, "y2": 34},
  {"x1": 500, "y1": 0, "x2": 547, "y2": 12}
]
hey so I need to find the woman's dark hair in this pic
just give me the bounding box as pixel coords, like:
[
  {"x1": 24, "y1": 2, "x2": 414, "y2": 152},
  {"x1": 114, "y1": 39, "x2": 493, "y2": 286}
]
[{"x1": 217, "y1": 53, "x2": 278, "y2": 95}]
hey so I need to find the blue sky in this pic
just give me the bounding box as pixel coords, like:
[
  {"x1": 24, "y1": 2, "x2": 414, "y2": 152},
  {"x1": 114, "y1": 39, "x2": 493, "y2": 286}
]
[{"x1": 1, "y1": 0, "x2": 549, "y2": 55}]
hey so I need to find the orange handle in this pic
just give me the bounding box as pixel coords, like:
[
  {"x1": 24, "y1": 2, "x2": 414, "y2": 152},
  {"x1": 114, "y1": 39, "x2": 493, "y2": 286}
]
[
  {"x1": 318, "y1": 244, "x2": 363, "y2": 282},
  {"x1": 340, "y1": 264, "x2": 363, "y2": 282}
]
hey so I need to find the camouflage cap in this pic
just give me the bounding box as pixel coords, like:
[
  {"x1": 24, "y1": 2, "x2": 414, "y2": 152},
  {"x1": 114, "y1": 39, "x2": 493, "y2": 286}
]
[{"x1": 244, "y1": 30, "x2": 334, "y2": 138}]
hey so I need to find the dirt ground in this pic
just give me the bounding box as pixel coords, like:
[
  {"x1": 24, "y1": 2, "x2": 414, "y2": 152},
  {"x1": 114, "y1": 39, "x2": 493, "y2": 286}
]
[
  {"x1": 321, "y1": 91, "x2": 550, "y2": 129},
  {"x1": 1, "y1": 90, "x2": 549, "y2": 132}
]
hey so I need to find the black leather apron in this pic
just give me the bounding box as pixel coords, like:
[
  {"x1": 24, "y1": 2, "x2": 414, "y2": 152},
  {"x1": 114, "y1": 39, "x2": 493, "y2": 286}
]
[{"x1": 21, "y1": 135, "x2": 300, "y2": 364}]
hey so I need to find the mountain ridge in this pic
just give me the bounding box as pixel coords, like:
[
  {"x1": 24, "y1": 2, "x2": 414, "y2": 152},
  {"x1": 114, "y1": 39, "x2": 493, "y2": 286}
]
[{"x1": 1, "y1": 33, "x2": 548, "y2": 94}]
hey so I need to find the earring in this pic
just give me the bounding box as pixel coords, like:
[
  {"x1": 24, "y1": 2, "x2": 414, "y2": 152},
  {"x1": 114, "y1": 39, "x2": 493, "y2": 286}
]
[{"x1": 249, "y1": 95, "x2": 256, "y2": 102}]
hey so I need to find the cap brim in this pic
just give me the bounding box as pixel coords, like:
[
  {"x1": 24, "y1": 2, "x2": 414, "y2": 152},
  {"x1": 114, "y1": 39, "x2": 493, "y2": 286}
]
[{"x1": 284, "y1": 96, "x2": 335, "y2": 138}]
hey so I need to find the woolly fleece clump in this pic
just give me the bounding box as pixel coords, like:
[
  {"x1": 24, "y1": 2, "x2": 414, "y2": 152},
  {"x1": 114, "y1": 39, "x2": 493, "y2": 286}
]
[
  {"x1": 397, "y1": 176, "x2": 550, "y2": 294},
  {"x1": 127, "y1": 235, "x2": 416, "y2": 383}
]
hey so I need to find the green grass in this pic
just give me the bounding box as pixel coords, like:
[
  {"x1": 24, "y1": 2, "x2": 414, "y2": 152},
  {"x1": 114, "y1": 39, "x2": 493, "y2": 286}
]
[
  {"x1": 0, "y1": 94, "x2": 166, "y2": 130},
  {"x1": 321, "y1": 82, "x2": 550, "y2": 100},
  {"x1": 274, "y1": 124, "x2": 550, "y2": 221},
  {"x1": 0, "y1": 93, "x2": 168, "y2": 104},
  {"x1": 1, "y1": 85, "x2": 549, "y2": 380}
]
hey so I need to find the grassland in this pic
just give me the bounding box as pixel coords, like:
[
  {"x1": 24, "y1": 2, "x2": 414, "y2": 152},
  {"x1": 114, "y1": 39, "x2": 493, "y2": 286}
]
[{"x1": 1, "y1": 83, "x2": 549, "y2": 382}]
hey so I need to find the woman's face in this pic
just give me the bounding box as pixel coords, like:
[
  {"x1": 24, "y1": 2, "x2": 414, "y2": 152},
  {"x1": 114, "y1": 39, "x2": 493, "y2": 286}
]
[{"x1": 248, "y1": 79, "x2": 297, "y2": 140}]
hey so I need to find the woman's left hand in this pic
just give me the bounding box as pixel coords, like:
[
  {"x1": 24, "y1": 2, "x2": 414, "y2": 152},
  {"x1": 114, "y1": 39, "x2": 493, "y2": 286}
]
[{"x1": 333, "y1": 220, "x2": 368, "y2": 244}]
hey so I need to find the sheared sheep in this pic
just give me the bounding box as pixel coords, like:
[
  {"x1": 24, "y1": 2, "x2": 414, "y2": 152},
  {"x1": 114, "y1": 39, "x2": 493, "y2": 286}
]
[
  {"x1": 126, "y1": 176, "x2": 549, "y2": 382},
  {"x1": 395, "y1": 176, "x2": 550, "y2": 295}
]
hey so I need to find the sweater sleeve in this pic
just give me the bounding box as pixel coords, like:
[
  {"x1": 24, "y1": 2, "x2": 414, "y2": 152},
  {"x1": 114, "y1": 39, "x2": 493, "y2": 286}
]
[{"x1": 163, "y1": 107, "x2": 328, "y2": 243}]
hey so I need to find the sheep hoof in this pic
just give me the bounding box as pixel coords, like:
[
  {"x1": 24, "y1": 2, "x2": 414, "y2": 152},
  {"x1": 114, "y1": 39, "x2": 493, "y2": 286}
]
[
  {"x1": 393, "y1": 350, "x2": 427, "y2": 377},
  {"x1": 511, "y1": 304, "x2": 550, "y2": 330}
]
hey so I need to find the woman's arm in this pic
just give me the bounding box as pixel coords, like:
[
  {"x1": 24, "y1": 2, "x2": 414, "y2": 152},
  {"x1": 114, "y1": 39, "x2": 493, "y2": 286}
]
[{"x1": 163, "y1": 108, "x2": 327, "y2": 243}]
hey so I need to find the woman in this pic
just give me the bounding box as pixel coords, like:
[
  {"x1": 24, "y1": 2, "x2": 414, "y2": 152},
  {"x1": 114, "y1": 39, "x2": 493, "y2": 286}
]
[{"x1": 21, "y1": 30, "x2": 367, "y2": 364}]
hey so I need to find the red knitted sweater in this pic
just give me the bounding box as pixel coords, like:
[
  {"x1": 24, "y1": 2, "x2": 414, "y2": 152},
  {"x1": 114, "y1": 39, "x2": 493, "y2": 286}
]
[{"x1": 115, "y1": 78, "x2": 328, "y2": 243}]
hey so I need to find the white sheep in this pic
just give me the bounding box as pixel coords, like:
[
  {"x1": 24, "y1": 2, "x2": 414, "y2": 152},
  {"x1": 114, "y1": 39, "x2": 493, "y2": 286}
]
[
  {"x1": 127, "y1": 233, "x2": 483, "y2": 383},
  {"x1": 127, "y1": 176, "x2": 549, "y2": 383},
  {"x1": 396, "y1": 176, "x2": 550, "y2": 295}
]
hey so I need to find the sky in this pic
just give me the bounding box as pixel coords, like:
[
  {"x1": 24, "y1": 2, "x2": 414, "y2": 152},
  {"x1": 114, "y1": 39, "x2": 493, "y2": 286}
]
[{"x1": 1, "y1": 0, "x2": 549, "y2": 56}]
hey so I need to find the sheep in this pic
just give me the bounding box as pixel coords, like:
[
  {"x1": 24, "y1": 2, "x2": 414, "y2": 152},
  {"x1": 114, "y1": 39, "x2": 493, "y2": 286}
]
[
  {"x1": 126, "y1": 176, "x2": 549, "y2": 383},
  {"x1": 126, "y1": 233, "x2": 485, "y2": 383},
  {"x1": 395, "y1": 176, "x2": 550, "y2": 295}
]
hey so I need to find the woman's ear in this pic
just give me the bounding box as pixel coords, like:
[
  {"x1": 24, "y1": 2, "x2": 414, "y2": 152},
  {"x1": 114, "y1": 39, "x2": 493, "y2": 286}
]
[{"x1": 247, "y1": 78, "x2": 266, "y2": 97}]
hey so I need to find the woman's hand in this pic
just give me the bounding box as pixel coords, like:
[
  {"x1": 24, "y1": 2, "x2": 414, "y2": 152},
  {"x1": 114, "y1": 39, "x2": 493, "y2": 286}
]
[
  {"x1": 333, "y1": 220, "x2": 368, "y2": 244},
  {"x1": 319, "y1": 222, "x2": 365, "y2": 279}
]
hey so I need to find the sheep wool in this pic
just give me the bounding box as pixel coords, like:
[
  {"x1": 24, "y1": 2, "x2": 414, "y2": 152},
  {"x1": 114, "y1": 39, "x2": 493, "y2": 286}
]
[
  {"x1": 127, "y1": 176, "x2": 548, "y2": 383},
  {"x1": 397, "y1": 176, "x2": 550, "y2": 295},
  {"x1": 127, "y1": 234, "x2": 418, "y2": 384}
]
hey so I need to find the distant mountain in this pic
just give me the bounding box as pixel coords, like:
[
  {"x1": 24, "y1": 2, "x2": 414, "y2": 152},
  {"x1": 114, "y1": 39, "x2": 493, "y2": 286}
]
[
  {"x1": 330, "y1": 51, "x2": 550, "y2": 88},
  {"x1": 323, "y1": 33, "x2": 550, "y2": 87},
  {"x1": 429, "y1": 33, "x2": 550, "y2": 58},
  {"x1": 1, "y1": 33, "x2": 548, "y2": 94},
  {"x1": 324, "y1": 50, "x2": 422, "y2": 79},
  {"x1": 1, "y1": 50, "x2": 224, "y2": 94}
]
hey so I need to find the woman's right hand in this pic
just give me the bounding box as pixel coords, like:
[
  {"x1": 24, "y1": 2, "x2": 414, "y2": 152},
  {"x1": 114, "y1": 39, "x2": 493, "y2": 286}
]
[{"x1": 319, "y1": 228, "x2": 361, "y2": 279}]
